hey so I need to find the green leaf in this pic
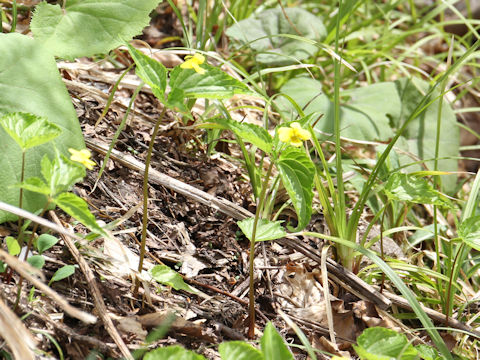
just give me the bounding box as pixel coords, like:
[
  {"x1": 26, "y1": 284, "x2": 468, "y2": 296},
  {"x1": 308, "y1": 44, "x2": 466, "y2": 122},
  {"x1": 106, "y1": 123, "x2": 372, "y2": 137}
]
[
  {"x1": 31, "y1": 0, "x2": 162, "y2": 59},
  {"x1": 0, "y1": 33, "x2": 85, "y2": 223},
  {"x1": 169, "y1": 65, "x2": 253, "y2": 100},
  {"x1": 226, "y1": 8, "x2": 326, "y2": 66},
  {"x1": 50, "y1": 265, "x2": 75, "y2": 283},
  {"x1": 260, "y1": 323, "x2": 294, "y2": 360},
  {"x1": 200, "y1": 118, "x2": 273, "y2": 153},
  {"x1": 41, "y1": 152, "x2": 85, "y2": 197},
  {"x1": 276, "y1": 77, "x2": 458, "y2": 192},
  {"x1": 54, "y1": 192, "x2": 108, "y2": 237},
  {"x1": 277, "y1": 77, "x2": 397, "y2": 142},
  {"x1": 0, "y1": 112, "x2": 61, "y2": 151},
  {"x1": 0, "y1": 261, "x2": 6, "y2": 273},
  {"x1": 277, "y1": 147, "x2": 315, "y2": 231},
  {"x1": 219, "y1": 341, "x2": 264, "y2": 360},
  {"x1": 144, "y1": 346, "x2": 206, "y2": 360},
  {"x1": 237, "y1": 218, "x2": 286, "y2": 242},
  {"x1": 27, "y1": 255, "x2": 45, "y2": 269},
  {"x1": 353, "y1": 327, "x2": 418, "y2": 360},
  {"x1": 5, "y1": 236, "x2": 21, "y2": 256},
  {"x1": 415, "y1": 344, "x2": 440, "y2": 360},
  {"x1": 14, "y1": 177, "x2": 51, "y2": 196},
  {"x1": 458, "y1": 215, "x2": 480, "y2": 251},
  {"x1": 36, "y1": 234, "x2": 59, "y2": 254},
  {"x1": 126, "y1": 43, "x2": 167, "y2": 100},
  {"x1": 151, "y1": 265, "x2": 198, "y2": 294},
  {"x1": 383, "y1": 173, "x2": 450, "y2": 207}
]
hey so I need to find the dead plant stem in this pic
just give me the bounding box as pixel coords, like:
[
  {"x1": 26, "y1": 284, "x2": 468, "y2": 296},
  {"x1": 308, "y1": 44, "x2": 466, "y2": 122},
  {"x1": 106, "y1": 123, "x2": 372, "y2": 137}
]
[
  {"x1": 248, "y1": 160, "x2": 274, "y2": 339},
  {"x1": 134, "y1": 107, "x2": 167, "y2": 296}
]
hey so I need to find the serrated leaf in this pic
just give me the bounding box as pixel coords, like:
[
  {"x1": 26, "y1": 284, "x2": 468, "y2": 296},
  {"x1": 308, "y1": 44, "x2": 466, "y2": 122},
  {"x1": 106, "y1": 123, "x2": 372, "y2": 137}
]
[
  {"x1": 218, "y1": 341, "x2": 263, "y2": 360},
  {"x1": 226, "y1": 8, "x2": 326, "y2": 66},
  {"x1": 126, "y1": 43, "x2": 167, "y2": 100},
  {"x1": 5, "y1": 236, "x2": 21, "y2": 256},
  {"x1": 50, "y1": 265, "x2": 75, "y2": 283},
  {"x1": 151, "y1": 265, "x2": 198, "y2": 294},
  {"x1": 14, "y1": 177, "x2": 50, "y2": 196},
  {"x1": 0, "y1": 33, "x2": 85, "y2": 223},
  {"x1": 458, "y1": 216, "x2": 480, "y2": 251},
  {"x1": 144, "y1": 345, "x2": 206, "y2": 360},
  {"x1": 41, "y1": 152, "x2": 85, "y2": 197},
  {"x1": 27, "y1": 255, "x2": 45, "y2": 269},
  {"x1": 277, "y1": 147, "x2": 315, "y2": 231},
  {"x1": 200, "y1": 118, "x2": 272, "y2": 153},
  {"x1": 36, "y1": 234, "x2": 59, "y2": 254},
  {"x1": 237, "y1": 218, "x2": 286, "y2": 242},
  {"x1": 0, "y1": 112, "x2": 61, "y2": 151},
  {"x1": 353, "y1": 327, "x2": 418, "y2": 360},
  {"x1": 169, "y1": 65, "x2": 253, "y2": 100},
  {"x1": 54, "y1": 192, "x2": 107, "y2": 237},
  {"x1": 383, "y1": 173, "x2": 450, "y2": 207},
  {"x1": 261, "y1": 323, "x2": 294, "y2": 360},
  {"x1": 31, "y1": 0, "x2": 162, "y2": 59}
]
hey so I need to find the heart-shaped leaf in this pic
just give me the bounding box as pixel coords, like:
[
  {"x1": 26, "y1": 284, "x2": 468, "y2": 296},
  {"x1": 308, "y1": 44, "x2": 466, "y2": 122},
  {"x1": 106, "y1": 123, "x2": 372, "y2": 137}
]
[
  {"x1": 237, "y1": 218, "x2": 286, "y2": 242},
  {"x1": 200, "y1": 118, "x2": 272, "y2": 153},
  {"x1": 41, "y1": 152, "x2": 85, "y2": 198},
  {"x1": 169, "y1": 64, "x2": 253, "y2": 100},
  {"x1": 27, "y1": 255, "x2": 45, "y2": 269},
  {"x1": 126, "y1": 43, "x2": 167, "y2": 100},
  {"x1": 277, "y1": 147, "x2": 315, "y2": 231},
  {"x1": 0, "y1": 112, "x2": 61, "y2": 151},
  {"x1": 31, "y1": 0, "x2": 162, "y2": 59},
  {"x1": 226, "y1": 8, "x2": 326, "y2": 66},
  {"x1": 36, "y1": 234, "x2": 59, "y2": 254}
]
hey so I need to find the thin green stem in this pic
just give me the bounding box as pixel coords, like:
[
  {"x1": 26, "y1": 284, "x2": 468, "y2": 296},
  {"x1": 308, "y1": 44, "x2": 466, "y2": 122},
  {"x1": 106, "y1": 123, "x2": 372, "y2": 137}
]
[
  {"x1": 17, "y1": 150, "x2": 25, "y2": 243},
  {"x1": 134, "y1": 107, "x2": 167, "y2": 296},
  {"x1": 445, "y1": 242, "x2": 464, "y2": 326},
  {"x1": 247, "y1": 160, "x2": 274, "y2": 339},
  {"x1": 10, "y1": 0, "x2": 16, "y2": 33},
  {"x1": 14, "y1": 199, "x2": 51, "y2": 310}
]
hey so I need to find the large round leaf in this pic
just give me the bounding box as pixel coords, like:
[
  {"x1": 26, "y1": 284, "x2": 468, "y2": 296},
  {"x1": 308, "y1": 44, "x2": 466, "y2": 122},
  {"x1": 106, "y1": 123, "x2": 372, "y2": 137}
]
[
  {"x1": 226, "y1": 8, "x2": 326, "y2": 66},
  {"x1": 31, "y1": 0, "x2": 162, "y2": 59},
  {"x1": 0, "y1": 33, "x2": 84, "y2": 223}
]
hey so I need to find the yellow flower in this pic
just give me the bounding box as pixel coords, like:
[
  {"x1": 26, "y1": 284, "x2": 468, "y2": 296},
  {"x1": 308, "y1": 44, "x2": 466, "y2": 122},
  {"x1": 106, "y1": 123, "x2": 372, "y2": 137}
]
[
  {"x1": 68, "y1": 148, "x2": 96, "y2": 170},
  {"x1": 180, "y1": 53, "x2": 206, "y2": 74},
  {"x1": 278, "y1": 122, "x2": 311, "y2": 147}
]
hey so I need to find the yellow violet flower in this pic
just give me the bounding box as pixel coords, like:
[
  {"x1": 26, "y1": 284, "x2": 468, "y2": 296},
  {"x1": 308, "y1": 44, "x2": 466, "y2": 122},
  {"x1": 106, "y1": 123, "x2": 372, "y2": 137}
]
[
  {"x1": 278, "y1": 122, "x2": 311, "y2": 147},
  {"x1": 68, "y1": 148, "x2": 96, "y2": 170},
  {"x1": 180, "y1": 53, "x2": 206, "y2": 74}
]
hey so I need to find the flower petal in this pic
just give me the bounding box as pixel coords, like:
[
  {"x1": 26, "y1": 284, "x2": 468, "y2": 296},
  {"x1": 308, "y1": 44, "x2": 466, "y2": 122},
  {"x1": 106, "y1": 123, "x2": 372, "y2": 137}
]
[{"x1": 278, "y1": 127, "x2": 293, "y2": 143}]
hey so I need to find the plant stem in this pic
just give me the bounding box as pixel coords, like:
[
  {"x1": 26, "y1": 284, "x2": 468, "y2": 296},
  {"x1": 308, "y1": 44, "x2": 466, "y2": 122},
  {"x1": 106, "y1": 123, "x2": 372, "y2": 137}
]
[
  {"x1": 10, "y1": 0, "x2": 16, "y2": 33},
  {"x1": 134, "y1": 107, "x2": 167, "y2": 296},
  {"x1": 247, "y1": 160, "x2": 274, "y2": 339},
  {"x1": 17, "y1": 150, "x2": 25, "y2": 243},
  {"x1": 445, "y1": 242, "x2": 464, "y2": 326},
  {"x1": 14, "y1": 199, "x2": 51, "y2": 310}
]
